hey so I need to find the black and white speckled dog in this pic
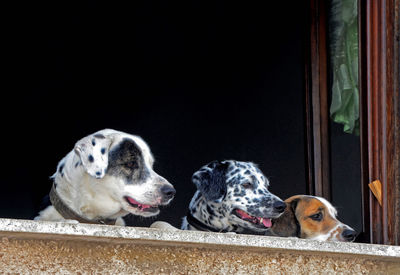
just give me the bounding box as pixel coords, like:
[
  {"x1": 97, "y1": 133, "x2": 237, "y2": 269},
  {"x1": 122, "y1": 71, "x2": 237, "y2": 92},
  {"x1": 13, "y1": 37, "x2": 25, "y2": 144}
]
[
  {"x1": 35, "y1": 129, "x2": 176, "y2": 226},
  {"x1": 180, "y1": 160, "x2": 286, "y2": 233}
]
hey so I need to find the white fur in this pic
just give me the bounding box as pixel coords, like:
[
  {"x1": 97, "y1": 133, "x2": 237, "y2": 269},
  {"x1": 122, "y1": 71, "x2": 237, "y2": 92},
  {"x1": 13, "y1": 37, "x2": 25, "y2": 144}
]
[
  {"x1": 309, "y1": 196, "x2": 355, "y2": 242},
  {"x1": 314, "y1": 196, "x2": 338, "y2": 217},
  {"x1": 309, "y1": 224, "x2": 341, "y2": 241},
  {"x1": 74, "y1": 134, "x2": 111, "y2": 179},
  {"x1": 35, "y1": 129, "x2": 174, "y2": 226}
]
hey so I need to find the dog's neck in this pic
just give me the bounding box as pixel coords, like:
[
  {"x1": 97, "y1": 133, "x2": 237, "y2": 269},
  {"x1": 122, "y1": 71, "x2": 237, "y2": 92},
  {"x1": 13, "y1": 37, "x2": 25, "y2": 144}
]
[
  {"x1": 187, "y1": 191, "x2": 240, "y2": 233},
  {"x1": 52, "y1": 151, "x2": 127, "y2": 220}
]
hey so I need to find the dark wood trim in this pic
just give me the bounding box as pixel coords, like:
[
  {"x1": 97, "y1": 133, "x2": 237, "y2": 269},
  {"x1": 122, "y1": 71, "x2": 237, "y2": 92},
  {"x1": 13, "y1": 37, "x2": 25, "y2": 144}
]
[
  {"x1": 394, "y1": 0, "x2": 400, "y2": 246},
  {"x1": 359, "y1": 0, "x2": 400, "y2": 245},
  {"x1": 358, "y1": 0, "x2": 370, "y2": 244},
  {"x1": 304, "y1": 0, "x2": 314, "y2": 196},
  {"x1": 305, "y1": 0, "x2": 331, "y2": 200}
]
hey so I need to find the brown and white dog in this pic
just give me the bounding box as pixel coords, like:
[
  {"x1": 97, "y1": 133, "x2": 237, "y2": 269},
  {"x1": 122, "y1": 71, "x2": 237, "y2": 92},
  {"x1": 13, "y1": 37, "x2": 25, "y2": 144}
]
[{"x1": 266, "y1": 195, "x2": 357, "y2": 242}]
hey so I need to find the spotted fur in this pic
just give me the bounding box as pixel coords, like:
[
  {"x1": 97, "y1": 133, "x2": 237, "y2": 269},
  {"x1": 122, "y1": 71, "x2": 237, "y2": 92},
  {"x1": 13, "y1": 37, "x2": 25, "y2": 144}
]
[
  {"x1": 35, "y1": 129, "x2": 175, "y2": 225},
  {"x1": 74, "y1": 133, "x2": 111, "y2": 179},
  {"x1": 181, "y1": 160, "x2": 286, "y2": 233}
]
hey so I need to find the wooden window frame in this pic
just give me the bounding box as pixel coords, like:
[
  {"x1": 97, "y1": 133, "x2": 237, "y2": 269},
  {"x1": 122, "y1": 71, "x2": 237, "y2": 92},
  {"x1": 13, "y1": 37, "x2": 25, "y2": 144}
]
[
  {"x1": 359, "y1": 0, "x2": 400, "y2": 245},
  {"x1": 306, "y1": 0, "x2": 400, "y2": 245},
  {"x1": 305, "y1": 0, "x2": 331, "y2": 200}
]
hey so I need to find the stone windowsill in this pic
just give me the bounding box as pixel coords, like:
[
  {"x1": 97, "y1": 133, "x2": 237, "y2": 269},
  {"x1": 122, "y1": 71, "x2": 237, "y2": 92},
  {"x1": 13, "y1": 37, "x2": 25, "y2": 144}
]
[{"x1": 0, "y1": 218, "x2": 399, "y2": 274}]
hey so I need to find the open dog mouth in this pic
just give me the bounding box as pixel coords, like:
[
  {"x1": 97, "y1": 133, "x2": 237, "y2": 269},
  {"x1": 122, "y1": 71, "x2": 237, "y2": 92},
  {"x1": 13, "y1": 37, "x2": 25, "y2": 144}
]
[
  {"x1": 233, "y1": 209, "x2": 272, "y2": 228},
  {"x1": 124, "y1": 196, "x2": 159, "y2": 213}
]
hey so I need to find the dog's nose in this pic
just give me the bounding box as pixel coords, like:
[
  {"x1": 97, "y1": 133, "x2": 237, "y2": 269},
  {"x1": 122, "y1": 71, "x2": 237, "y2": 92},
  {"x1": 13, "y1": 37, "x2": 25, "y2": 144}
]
[
  {"x1": 160, "y1": 185, "x2": 176, "y2": 199},
  {"x1": 342, "y1": 229, "x2": 357, "y2": 241},
  {"x1": 273, "y1": 201, "x2": 286, "y2": 213}
]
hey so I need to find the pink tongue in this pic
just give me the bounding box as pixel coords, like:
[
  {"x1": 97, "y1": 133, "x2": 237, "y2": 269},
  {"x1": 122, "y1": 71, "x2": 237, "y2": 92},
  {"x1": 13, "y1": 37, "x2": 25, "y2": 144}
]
[
  {"x1": 237, "y1": 210, "x2": 272, "y2": 227},
  {"x1": 236, "y1": 209, "x2": 253, "y2": 219},
  {"x1": 127, "y1": 197, "x2": 152, "y2": 209},
  {"x1": 262, "y1": 218, "x2": 272, "y2": 228}
]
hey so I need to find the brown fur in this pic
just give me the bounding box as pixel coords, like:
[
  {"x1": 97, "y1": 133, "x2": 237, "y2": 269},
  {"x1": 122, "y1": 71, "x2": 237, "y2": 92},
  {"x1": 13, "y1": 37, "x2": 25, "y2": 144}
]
[
  {"x1": 266, "y1": 195, "x2": 356, "y2": 241},
  {"x1": 266, "y1": 199, "x2": 298, "y2": 237}
]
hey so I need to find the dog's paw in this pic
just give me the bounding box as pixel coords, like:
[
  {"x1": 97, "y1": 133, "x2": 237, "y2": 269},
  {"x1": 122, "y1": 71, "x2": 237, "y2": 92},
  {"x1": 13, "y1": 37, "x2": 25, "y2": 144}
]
[
  {"x1": 150, "y1": 221, "x2": 179, "y2": 231},
  {"x1": 115, "y1": 217, "x2": 125, "y2": 226},
  {"x1": 63, "y1": 219, "x2": 79, "y2": 224}
]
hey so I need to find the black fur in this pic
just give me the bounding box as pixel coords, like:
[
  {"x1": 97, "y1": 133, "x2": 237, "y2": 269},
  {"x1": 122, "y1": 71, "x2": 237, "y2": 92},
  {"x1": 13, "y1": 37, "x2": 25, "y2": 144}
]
[
  {"x1": 183, "y1": 160, "x2": 285, "y2": 233},
  {"x1": 107, "y1": 138, "x2": 150, "y2": 184},
  {"x1": 93, "y1": 134, "x2": 106, "y2": 139},
  {"x1": 192, "y1": 161, "x2": 230, "y2": 202}
]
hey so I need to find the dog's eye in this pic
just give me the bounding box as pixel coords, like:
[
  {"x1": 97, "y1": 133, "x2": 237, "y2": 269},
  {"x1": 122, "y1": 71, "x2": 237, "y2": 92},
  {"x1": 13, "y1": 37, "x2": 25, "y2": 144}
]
[
  {"x1": 242, "y1": 182, "x2": 253, "y2": 189},
  {"x1": 125, "y1": 161, "x2": 137, "y2": 169},
  {"x1": 101, "y1": 148, "x2": 106, "y2": 155},
  {"x1": 310, "y1": 213, "x2": 323, "y2": 221}
]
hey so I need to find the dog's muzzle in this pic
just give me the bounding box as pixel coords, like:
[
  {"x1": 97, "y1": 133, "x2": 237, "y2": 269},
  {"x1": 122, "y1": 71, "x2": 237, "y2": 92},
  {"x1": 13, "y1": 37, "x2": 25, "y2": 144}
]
[
  {"x1": 160, "y1": 185, "x2": 176, "y2": 202},
  {"x1": 342, "y1": 228, "x2": 357, "y2": 242},
  {"x1": 272, "y1": 200, "x2": 286, "y2": 213}
]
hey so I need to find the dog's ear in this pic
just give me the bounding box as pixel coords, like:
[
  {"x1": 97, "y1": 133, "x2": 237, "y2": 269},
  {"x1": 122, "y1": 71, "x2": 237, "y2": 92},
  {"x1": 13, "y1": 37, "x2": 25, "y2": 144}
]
[
  {"x1": 74, "y1": 139, "x2": 92, "y2": 168},
  {"x1": 192, "y1": 160, "x2": 230, "y2": 203},
  {"x1": 102, "y1": 133, "x2": 118, "y2": 148},
  {"x1": 290, "y1": 198, "x2": 299, "y2": 213},
  {"x1": 269, "y1": 200, "x2": 299, "y2": 237},
  {"x1": 290, "y1": 198, "x2": 301, "y2": 237},
  {"x1": 73, "y1": 133, "x2": 114, "y2": 179},
  {"x1": 74, "y1": 134, "x2": 114, "y2": 161},
  {"x1": 74, "y1": 142, "x2": 86, "y2": 158}
]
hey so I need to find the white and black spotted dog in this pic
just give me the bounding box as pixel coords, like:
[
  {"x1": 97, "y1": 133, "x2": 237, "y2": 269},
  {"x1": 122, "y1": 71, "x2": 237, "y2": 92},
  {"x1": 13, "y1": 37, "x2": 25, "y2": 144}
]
[
  {"x1": 35, "y1": 129, "x2": 176, "y2": 226},
  {"x1": 180, "y1": 160, "x2": 286, "y2": 233}
]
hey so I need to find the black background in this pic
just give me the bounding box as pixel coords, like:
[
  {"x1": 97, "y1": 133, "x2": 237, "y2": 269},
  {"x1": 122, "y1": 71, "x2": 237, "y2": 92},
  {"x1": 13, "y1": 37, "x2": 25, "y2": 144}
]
[{"x1": 2, "y1": 1, "x2": 360, "y2": 231}]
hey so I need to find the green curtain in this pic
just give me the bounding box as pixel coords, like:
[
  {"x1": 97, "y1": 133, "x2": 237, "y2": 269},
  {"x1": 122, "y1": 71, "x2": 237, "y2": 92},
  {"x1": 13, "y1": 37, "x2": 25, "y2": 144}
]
[{"x1": 329, "y1": 0, "x2": 359, "y2": 135}]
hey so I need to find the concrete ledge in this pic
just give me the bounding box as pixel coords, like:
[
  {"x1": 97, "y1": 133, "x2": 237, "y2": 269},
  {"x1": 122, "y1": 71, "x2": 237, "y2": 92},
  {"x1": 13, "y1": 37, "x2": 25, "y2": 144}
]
[{"x1": 0, "y1": 218, "x2": 399, "y2": 274}]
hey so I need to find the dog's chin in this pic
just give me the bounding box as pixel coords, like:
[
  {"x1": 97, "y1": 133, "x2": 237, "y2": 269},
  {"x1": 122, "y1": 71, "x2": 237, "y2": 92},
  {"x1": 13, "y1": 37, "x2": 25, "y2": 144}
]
[
  {"x1": 128, "y1": 207, "x2": 160, "y2": 217},
  {"x1": 122, "y1": 196, "x2": 160, "y2": 217}
]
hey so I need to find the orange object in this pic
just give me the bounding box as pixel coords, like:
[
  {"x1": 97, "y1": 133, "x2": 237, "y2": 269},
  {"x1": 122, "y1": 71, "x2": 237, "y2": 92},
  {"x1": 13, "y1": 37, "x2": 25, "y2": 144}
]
[{"x1": 368, "y1": 180, "x2": 382, "y2": 206}]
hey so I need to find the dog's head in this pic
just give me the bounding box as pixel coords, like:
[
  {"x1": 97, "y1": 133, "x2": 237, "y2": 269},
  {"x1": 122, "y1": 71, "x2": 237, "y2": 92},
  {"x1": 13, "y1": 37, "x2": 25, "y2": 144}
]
[
  {"x1": 81, "y1": 129, "x2": 175, "y2": 218},
  {"x1": 192, "y1": 160, "x2": 286, "y2": 232},
  {"x1": 270, "y1": 195, "x2": 357, "y2": 242},
  {"x1": 74, "y1": 134, "x2": 111, "y2": 179}
]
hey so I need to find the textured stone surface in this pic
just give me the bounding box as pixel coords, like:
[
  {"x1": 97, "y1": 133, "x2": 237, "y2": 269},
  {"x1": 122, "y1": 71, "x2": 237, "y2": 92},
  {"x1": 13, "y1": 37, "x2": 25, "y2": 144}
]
[{"x1": 0, "y1": 218, "x2": 399, "y2": 274}]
